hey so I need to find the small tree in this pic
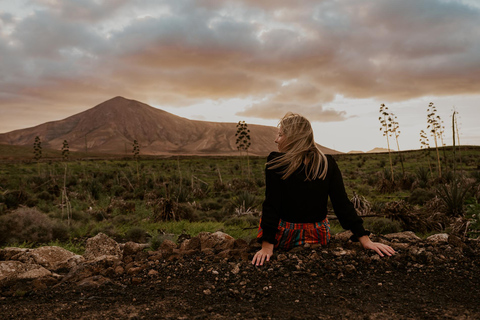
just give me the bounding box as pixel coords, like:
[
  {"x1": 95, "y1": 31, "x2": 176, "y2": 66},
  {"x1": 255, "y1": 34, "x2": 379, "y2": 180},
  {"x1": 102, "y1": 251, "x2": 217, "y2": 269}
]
[
  {"x1": 426, "y1": 102, "x2": 442, "y2": 178},
  {"x1": 61, "y1": 140, "x2": 69, "y2": 161},
  {"x1": 378, "y1": 104, "x2": 394, "y2": 182},
  {"x1": 235, "y1": 121, "x2": 251, "y2": 177}
]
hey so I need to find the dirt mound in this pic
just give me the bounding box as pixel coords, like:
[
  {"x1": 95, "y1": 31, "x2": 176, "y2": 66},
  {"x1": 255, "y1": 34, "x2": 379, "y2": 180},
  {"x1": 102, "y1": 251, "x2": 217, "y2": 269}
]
[{"x1": 1, "y1": 232, "x2": 480, "y2": 319}]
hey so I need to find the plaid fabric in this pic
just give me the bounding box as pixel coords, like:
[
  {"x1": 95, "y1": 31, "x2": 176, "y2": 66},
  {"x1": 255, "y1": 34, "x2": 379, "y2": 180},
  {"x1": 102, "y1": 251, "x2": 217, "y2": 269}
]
[{"x1": 257, "y1": 218, "x2": 330, "y2": 251}]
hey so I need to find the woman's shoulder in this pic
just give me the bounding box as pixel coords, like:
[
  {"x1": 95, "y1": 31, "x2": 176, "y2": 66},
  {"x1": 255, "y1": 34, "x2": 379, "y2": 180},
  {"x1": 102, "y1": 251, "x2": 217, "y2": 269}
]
[{"x1": 267, "y1": 151, "x2": 284, "y2": 161}]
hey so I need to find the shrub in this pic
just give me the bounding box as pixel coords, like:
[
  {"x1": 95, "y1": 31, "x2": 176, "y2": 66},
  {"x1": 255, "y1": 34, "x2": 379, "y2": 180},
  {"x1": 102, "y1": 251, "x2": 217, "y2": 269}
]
[
  {"x1": 363, "y1": 217, "x2": 402, "y2": 235},
  {"x1": 231, "y1": 190, "x2": 258, "y2": 215},
  {"x1": 224, "y1": 215, "x2": 259, "y2": 227},
  {"x1": 3, "y1": 190, "x2": 31, "y2": 209},
  {"x1": 0, "y1": 207, "x2": 61, "y2": 245},
  {"x1": 436, "y1": 178, "x2": 473, "y2": 217},
  {"x1": 415, "y1": 167, "x2": 430, "y2": 188},
  {"x1": 125, "y1": 226, "x2": 148, "y2": 243},
  {"x1": 408, "y1": 188, "x2": 435, "y2": 206},
  {"x1": 37, "y1": 190, "x2": 54, "y2": 201}
]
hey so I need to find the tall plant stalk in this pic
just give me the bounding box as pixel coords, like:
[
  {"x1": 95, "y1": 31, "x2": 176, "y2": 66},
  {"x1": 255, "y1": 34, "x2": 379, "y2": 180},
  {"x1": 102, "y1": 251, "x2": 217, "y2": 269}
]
[
  {"x1": 379, "y1": 104, "x2": 394, "y2": 182},
  {"x1": 419, "y1": 129, "x2": 432, "y2": 176},
  {"x1": 390, "y1": 112, "x2": 405, "y2": 178},
  {"x1": 235, "y1": 121, "x2": 251, "y2": 178},
  {"x1": 427, "y1": 102, "x2": 442, "y2": 178}
]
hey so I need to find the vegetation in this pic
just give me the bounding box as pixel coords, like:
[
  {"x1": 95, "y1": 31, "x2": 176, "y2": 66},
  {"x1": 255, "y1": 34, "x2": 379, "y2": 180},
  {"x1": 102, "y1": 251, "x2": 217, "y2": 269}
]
[
  {"x1": 0, "y1": 145, "x2": 479, "y2": 253},
  {"x1": 235, "y1": 121, "x2": 251, "y2": 177}
]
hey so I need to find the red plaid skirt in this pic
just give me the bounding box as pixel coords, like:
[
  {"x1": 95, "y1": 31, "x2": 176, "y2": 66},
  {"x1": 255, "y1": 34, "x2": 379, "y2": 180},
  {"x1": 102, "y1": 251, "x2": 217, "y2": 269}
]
[{"x1": 257, "y1": 218, "x2": 330, "y2": 250}]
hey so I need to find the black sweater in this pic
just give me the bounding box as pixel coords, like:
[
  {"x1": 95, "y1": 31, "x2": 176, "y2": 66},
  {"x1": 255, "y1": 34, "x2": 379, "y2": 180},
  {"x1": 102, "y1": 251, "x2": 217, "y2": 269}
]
[{"x1": 259, "y1": 152, "x2": 369, "y2": 245}]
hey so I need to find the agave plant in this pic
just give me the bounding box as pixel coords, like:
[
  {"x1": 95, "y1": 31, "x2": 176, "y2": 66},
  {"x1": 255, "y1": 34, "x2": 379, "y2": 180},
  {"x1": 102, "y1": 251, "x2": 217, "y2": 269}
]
[
  {"x1": 436, "y1": 178, "x2": 473, "y2": 217},
  {"x1": 232, "y1": 190, "x2": 258, "y2": 216}
]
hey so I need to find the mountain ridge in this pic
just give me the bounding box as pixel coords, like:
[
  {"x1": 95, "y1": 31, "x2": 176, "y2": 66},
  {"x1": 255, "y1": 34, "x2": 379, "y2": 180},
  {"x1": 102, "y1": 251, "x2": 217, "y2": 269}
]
[{"x1": 0, "y1": 97, "x2": 340, "y2": 156}]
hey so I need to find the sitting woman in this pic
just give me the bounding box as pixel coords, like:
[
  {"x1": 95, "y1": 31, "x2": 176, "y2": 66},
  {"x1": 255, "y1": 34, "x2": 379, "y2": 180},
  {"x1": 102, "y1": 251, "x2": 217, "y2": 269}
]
[{"x1": 252, "y1": 112, "x2": 395, "y2": 266}]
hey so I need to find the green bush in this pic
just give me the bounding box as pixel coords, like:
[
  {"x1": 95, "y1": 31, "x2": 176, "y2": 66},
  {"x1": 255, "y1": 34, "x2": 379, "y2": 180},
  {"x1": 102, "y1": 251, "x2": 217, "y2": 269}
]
[
  {"x1": 436, "y1": 178, "x2": 473, "y2": 217},
  {"x1": 223, "y1": 215, "x2": 259, "y2": 227},
  {"x1": 3, "y1": 190, "x2": 31, "y2": 209},
  {"x1": 363, "y1": 217, "x2": 403, "y2": 235},
  {"x1": 125, "y1": 226, "x2": 148, "y2": 243},
  {"x1": 0, "y1": 207, "x2": 66, "y2": 245},
  {"x1": 408, "y1": 188, "x2": 435, "y2": 206}
]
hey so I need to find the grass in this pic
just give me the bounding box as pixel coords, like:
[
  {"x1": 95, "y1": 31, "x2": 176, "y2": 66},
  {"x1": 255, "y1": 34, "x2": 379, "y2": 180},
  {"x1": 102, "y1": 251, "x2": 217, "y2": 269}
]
[{"x1": 0, "y1": 146, "x2": 479, "y2": 252}]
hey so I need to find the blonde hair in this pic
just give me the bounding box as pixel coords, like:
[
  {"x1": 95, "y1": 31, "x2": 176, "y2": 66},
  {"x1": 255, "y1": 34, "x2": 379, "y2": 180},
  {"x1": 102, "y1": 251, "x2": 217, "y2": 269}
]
[{"x1": 268, "y1": 112, "x2": 328, "y2": 180}]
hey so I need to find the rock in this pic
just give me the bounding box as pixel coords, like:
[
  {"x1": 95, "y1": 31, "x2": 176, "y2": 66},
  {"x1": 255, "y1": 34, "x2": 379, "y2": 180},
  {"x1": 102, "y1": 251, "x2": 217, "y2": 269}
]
[
  {"x1": 0, "y1": 247, "x2": 28, "y2": 261},
  {"x1": 160, "y1": 240, "x2": 178, "y2": 253},
  {"x1": 84, "y1": 233, "x2": 123, "y2": 261},
  {"x1": 11, "y1": 246, "x2": 84, "y2": 272},
  {"x1": 198, "y1": 231, "x2": 235, "y2": 251},
  {"x1": 334, "y1": 231, "x2": 353, "y2": 242},
  {"x1": 148, "y1": 269, "x2": 159, "y2": 276},
  {"x1": 0, "y1": 261, "x2": 52, "y2": 287},
  {"x1": 233, "y1": 239, "x2": 249, "y2": 249},
  {"x1": 115, "y1": 266, "x2": 125, "y2": 275},
  {"x1": 390, "y1": 243, "x2": 410, "y2": 251},
  {"x1": 123, "y1": 242, "x2": 149, "y2": 256},
  {"x1": 179, "y1": 237, "x2": 201, "y2": 251},
  {"x1": 427, "y1": 233, "x2": 449, "y2": 244},
  {"x1": 448, "y1": 234, "x2": 467, "y2": 249},
  {"x1": 77, "y1": 275, "x2": 112, "y2": 288},
  {"x1": 57, "y1": 255, "x2": 120, "y2": 285},
  {"x1": 345, "y1": 264, "x2": 356, "y2": 273},
  {"x1": 383, "y1": 231, "x2": 421, "y2": 242},
  {"x1": 277, "y1": 254, "x2": 287, "y2": 262}
]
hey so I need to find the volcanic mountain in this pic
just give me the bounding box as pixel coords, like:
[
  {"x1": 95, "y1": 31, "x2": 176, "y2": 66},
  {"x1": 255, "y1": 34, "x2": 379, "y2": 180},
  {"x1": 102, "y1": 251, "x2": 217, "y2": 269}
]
[{"x1": 0, "y1": 97, "x2": 339, "y2": 156}]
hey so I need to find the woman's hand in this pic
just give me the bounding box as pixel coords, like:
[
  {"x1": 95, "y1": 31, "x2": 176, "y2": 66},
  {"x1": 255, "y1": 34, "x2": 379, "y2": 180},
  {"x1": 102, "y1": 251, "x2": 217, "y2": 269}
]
[
  {"x1": 358, "y1": 235, "x2": 396, "y2": 257},
  {"x1": 252, "y1": 241, "x2": 274, "y2": 266}
]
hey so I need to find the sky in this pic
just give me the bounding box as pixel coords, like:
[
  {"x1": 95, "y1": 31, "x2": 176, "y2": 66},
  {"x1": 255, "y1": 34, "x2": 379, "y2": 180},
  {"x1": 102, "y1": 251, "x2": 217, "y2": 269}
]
[{"x1": 0, "y1": 0, "x2": 479, "y2": 153}]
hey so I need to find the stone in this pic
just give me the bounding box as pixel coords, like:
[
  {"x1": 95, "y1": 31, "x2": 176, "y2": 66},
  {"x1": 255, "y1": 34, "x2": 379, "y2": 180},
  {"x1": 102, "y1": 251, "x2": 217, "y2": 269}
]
[
  {"x1": 123, "y1": 242, "x2": 149, "y2": 256},
  {"x1": 148, "y1": 269, "x2": 159, "y2": 276},
  {"x1": 84, "y1": 233, "x2": 123, "y2": 261},
  {"x1": 0, "y1": 261, "x2": 52, "y2": 287},
  {"x1": 179, "y1": 237, "x2": 201, "y2": 251},
  {"x1": 77, "y1": 275, "x2": 112, "y2": 288},
  {"x1": 344, "y1": 264, "x2": 357, "y2": 273},
  {"x1": 0, "y1": 248, "x2": 28, "y2": 261},
  {"x1": 234, "y1": 239, "x2": 249, "y2": 249},
  {"x1": 427, "y1": 233, "x2": 449, "y2": 244},
  {"x1": 383, "y1": 231, "x2": 421, "y2": 242},
  {"x1": 448, "y1": 235, "x2": 467, "y2": 249},
  {"x1": 198, "y1": 231, "x2": 235, "y2": 251},
  {"x1": 390, "y1": 243, "x2": 410, "y2": 251},
  {"x1": 12, "y1": 246, "x2": 84, "y2": 271},
  {"x1": 334, "y1": 231, "x2": 353, "y2": 242},
  {"x1": 160, "y1": 240, "x2": 178, "y2": 253}
]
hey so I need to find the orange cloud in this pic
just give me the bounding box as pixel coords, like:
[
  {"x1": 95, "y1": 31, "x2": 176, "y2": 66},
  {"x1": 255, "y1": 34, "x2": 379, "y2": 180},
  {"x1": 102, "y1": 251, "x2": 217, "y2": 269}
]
[{"x1": 0, "y1": 0, "x2": 480, "y2": 133}]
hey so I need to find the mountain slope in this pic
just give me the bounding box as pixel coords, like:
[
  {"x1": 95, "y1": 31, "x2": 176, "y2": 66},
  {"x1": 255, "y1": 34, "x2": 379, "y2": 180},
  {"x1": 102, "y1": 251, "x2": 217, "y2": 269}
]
[{"x1": 0, "y1": 97, "x2": 340, "y2": 156}]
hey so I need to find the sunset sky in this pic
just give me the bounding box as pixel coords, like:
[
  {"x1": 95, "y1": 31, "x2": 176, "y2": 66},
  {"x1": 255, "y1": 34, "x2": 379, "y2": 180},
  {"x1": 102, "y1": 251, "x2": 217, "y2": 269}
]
[{"x1": 0, "y1": 0, "x2": 479, "y2": 153}]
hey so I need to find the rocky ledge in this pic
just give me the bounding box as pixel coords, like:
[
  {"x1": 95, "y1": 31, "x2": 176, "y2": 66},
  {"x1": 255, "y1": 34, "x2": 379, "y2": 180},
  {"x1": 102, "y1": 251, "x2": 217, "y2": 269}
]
[{"x1": 1, "y1": 231, "x2": 480, "y2": 319}]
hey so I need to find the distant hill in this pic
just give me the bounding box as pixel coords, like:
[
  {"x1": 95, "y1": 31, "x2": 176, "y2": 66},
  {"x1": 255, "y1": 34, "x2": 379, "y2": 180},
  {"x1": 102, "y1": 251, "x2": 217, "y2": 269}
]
[
  {"x1": 0, "y1": 97, "x2": 340, "y2": 156},
  {"x1": 367, "y1": 147, "x2": 392, "y2": 153}
]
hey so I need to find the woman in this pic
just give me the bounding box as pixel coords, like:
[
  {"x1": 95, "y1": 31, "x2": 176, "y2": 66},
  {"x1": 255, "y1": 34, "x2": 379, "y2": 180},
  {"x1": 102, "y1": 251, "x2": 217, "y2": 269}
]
[{"x1": 252, "y1": 113, "x2": 395, "y2": 266}]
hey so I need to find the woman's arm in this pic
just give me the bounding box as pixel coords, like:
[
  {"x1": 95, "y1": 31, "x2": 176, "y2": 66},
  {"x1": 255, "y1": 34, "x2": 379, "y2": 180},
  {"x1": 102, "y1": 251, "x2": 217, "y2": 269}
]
[
  {"x1": 358, "y1": 235, "x2": 396, "y2": 257},
  {"x1": 252, "y1": 241, "x2": 274, "y2": 266}
]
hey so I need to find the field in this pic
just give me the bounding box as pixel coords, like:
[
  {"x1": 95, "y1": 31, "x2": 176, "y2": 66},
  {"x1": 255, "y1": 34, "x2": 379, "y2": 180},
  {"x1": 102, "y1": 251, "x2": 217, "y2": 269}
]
[{"x1": 1, "y1": 145, "x2": 480, "y2": 254}]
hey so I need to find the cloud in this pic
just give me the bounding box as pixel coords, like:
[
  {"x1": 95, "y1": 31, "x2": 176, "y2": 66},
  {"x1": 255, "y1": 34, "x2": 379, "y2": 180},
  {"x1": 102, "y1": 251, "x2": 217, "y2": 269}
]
[{"x1": 0, "y1": 0, "x2": 479, "y2": 132}]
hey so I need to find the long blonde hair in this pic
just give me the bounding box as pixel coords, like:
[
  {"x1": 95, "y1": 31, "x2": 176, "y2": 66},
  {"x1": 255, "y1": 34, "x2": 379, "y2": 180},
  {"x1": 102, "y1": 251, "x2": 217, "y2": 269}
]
[{"x1": 268, "y1": 112, "x2": 328, "y2": 180}]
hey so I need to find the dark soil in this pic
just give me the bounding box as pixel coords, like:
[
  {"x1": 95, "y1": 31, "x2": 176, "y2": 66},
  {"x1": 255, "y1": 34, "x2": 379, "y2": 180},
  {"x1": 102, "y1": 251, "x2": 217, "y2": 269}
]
[{"x1": 1, "y1": 238, "x2": 480, "y2": 319}]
